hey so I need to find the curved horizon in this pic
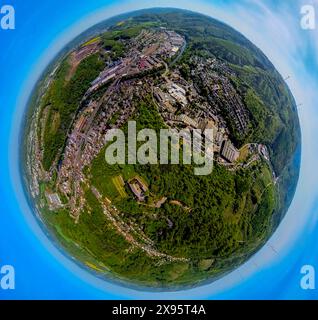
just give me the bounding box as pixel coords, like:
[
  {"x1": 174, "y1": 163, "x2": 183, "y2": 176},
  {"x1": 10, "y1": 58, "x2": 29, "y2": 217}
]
[{"x1": 2, "y1": 0, "x2": 318, "y2": 299}]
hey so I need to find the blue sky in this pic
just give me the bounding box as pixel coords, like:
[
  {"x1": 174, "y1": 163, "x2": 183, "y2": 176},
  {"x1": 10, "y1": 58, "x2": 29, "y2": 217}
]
[{"x1": 1, "y1": 0, "x2": 318, "y2": 299}]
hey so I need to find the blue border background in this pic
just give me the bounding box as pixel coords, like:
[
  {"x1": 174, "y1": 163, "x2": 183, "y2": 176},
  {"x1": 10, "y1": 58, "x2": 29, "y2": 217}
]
[{"x1": 1, "y1": 0, "x2": 318, "y2": 299}]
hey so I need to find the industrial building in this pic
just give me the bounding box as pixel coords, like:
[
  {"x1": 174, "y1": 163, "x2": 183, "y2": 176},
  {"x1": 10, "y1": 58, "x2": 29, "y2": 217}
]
[{"x1": 221, "y1": 140, "x2": 240, "y2": 163}]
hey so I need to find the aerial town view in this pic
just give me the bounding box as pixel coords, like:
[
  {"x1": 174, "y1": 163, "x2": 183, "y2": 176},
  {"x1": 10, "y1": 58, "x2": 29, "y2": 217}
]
[{"x1": 23, "y1": 8, "x2": 300, "y2": 288}]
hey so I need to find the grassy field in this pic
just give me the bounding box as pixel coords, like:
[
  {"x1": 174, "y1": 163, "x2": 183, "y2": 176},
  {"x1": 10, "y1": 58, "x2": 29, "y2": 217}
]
[
  {"x1": 238, "y1": 145, "x2": 250, "y2": 162},
  {"x1": 81, "y1": 37, "x2": 101, "y2": 47},
  {"x1": 112, "y1": 175, "x2": 128, "y2": 198}
]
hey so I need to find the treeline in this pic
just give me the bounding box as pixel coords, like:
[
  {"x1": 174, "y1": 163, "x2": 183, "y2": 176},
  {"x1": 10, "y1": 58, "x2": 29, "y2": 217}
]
[{"x1": 41, "y1": 54, "x2": 104, "y2": 170}]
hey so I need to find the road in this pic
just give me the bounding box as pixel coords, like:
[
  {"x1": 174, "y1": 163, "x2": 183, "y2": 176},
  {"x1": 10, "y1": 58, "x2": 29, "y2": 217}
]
[{"x1": 92, "y1": 186, "x2": 189, "y2": 262}]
